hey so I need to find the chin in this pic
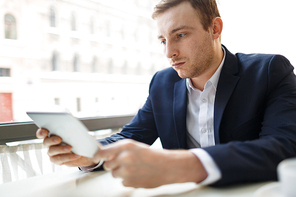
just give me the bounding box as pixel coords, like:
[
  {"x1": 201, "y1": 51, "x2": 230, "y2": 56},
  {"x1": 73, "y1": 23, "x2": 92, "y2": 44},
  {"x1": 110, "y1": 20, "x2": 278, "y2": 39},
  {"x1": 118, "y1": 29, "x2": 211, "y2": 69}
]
[
  {"x1": 173, "y1": 68, "x2": 190, "y2": 79},
  {"x1": 176, "y1": 72, "x2": 188, "y2": 79}
]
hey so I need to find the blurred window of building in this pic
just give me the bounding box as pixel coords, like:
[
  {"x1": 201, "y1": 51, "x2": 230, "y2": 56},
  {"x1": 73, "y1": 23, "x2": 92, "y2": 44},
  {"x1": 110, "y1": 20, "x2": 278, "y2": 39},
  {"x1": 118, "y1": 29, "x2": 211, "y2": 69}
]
[
  {"x1": 108, "y1": 58, "x2": 114, "y2": 74},
  {"x1": 136, "y1": 62, "x2": 142, "y2": 75},
  {"x1": 105, "y1": 21, "x2": 111, "y2": 37},
  {"x1": 150, "y1": 64, "x2": 155, "y2": 76},
  {"x1": 90, "y1": 17, "x2": 94, "y2": 34},
  {"x1": 73, "y1": 54, "x2": 79, "y2": 72},
  {"x1": 0, "y1": 68, "x2": 11, "y2": 77},
  {"x1": 54, "y1": 98, "x2": 60, "y2": 106},
  {"x1": 92, "y1": 56, "x2": 97, "y2": 73},
  {"x1": 76, "y1": 97, "x2": 81, "y2": 112},
  {"x1": 122, "y1": 60, "x2": 128, "y2": 74},
  {"x1": 50, "y1": 7, "x2": 56, "y2": 27},
  {"x1": 71, "y1": 12, "x2": 77, "y2": 31},
  {"x1": 52, "y1": 52, "x2": 59, "y2": 71},
  {"x1": 4, "y1": 14, "x2": 17, "y2": 40},
  {"x1": 121, "y1": 25, "x2": 125, "y2": 40}
]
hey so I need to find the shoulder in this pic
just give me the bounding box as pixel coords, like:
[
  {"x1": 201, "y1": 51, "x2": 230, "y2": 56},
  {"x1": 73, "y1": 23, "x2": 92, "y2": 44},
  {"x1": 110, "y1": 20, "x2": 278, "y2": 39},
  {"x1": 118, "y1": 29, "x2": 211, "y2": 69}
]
[
  {"x1": 234, "y1": 52, "x2": 295, "y2": 92},
  {"x1": 235, "y1": 53, "x2": 293, "y2": 71},
  {"x1": 232, "y1": 52, "x2": 294, "y2": 79}
]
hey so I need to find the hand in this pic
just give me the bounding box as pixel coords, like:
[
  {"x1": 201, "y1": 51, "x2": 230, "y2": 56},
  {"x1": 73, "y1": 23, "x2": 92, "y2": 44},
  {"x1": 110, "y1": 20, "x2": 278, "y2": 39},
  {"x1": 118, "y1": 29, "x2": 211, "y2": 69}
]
[
  {"x1": 95, "y1": 139, "x2": 208, "y2": 188},
  {"x1": 36, "y1": 128, "x2": 98, "y2": 167}
]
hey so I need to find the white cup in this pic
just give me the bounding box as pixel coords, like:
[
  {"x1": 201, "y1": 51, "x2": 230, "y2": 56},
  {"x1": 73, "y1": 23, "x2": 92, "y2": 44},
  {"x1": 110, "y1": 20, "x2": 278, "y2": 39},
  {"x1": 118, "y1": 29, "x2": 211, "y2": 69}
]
[{"x1": 277, "y1": 158, "x2": 296, "y2": 197}]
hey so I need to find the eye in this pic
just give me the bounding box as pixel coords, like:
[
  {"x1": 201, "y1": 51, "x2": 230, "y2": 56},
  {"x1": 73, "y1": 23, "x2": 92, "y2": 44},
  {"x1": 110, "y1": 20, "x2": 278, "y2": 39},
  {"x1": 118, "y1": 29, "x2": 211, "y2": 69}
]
[
  {"x1": 178, "y1": 33, "x2": 185, "y2": 38},
  {"x1": 160, "y1": 40, "x2": 166, "y2": 45}
]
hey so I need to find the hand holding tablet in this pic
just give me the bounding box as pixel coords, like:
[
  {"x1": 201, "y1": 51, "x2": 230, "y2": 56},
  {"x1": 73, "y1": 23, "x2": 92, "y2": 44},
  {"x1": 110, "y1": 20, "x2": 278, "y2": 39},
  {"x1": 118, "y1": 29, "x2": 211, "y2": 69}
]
[{"x1": 27, "y1": 111, "x2": 99, "y2": 158}]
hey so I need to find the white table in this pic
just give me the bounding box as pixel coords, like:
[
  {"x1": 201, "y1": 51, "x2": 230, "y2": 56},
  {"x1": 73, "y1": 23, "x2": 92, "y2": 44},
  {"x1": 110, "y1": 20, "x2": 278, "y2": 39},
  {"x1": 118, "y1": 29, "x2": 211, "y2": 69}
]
[{"x1": 0, "y1": 168, "x2": 276, "y2": 197}]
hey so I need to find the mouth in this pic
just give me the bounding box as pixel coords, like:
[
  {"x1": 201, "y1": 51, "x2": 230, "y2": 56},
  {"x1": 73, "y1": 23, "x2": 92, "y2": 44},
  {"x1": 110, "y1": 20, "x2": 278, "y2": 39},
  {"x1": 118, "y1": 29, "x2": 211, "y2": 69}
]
[{"x1": 172, "y1": 62, "x2": 185, "y2": 69}]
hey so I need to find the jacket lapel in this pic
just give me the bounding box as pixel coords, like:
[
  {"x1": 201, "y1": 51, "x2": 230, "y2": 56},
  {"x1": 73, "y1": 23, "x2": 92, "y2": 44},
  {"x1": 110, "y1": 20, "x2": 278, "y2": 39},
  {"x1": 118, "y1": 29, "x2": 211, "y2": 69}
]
[
  {"x1": 171, "y1": 47, "x2": 240, "y2": 147},
  {"x1": 214, "y1": 47, "x2": 240, "y2": 144},
  {"x1": 173, "y1": 79, "x2": 188, "y2": 149}
]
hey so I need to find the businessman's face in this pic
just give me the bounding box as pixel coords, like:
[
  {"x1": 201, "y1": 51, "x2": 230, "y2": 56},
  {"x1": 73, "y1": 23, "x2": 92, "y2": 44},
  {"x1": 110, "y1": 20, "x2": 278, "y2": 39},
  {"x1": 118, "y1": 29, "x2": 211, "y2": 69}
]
[{"x1": 156, "y1": 1, "x2": 217, "y2": 80}]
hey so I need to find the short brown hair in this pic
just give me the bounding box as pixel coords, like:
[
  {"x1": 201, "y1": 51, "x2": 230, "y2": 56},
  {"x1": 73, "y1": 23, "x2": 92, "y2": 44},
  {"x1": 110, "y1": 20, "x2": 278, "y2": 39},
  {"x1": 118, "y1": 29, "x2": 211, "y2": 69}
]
[{"x1": 152, "y1": 0, "x2": 220, "y2": 31}]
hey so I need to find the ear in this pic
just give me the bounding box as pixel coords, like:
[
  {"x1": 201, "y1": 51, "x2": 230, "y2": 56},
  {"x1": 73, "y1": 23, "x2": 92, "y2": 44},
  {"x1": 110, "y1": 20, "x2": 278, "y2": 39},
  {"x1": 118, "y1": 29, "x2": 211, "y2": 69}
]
[{"x1": 212, "y1": 17, "x2": 223, "y2": 39}]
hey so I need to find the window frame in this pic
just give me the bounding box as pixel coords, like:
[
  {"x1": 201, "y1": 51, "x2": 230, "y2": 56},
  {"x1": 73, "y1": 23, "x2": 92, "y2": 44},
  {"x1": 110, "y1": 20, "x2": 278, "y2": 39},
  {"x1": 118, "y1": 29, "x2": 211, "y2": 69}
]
[{"x1": 0, "y1": 115, "x2": 134, "y2": 145}]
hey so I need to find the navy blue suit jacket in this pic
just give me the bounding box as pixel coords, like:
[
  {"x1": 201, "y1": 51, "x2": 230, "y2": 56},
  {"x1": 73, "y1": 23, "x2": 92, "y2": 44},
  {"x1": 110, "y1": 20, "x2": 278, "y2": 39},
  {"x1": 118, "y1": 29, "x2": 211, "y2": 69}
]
[{"x1": 99, "y1": 46, "x2": 296, "y2": 186}]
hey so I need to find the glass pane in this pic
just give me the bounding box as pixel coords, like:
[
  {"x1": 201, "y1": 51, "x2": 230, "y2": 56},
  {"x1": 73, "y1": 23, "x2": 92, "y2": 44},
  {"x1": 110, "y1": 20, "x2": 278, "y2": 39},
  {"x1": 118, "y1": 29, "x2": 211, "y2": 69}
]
[
  {"x1": 1, "y1": 0, "x2": 295, "y2": 124},
  {"x1": 0, "y1": 0, "x2": 165, "y2": 123}
]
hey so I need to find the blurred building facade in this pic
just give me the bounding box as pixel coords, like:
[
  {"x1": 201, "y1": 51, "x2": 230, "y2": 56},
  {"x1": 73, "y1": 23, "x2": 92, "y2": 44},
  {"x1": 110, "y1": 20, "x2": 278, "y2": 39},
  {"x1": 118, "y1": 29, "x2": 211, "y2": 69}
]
[{"x1": 0, "y1": 0, "x2": 167, "y2": 122}]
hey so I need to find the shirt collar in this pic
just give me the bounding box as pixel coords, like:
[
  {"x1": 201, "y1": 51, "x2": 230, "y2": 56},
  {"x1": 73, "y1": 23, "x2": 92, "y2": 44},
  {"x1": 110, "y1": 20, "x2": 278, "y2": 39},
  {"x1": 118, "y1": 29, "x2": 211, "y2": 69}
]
[{"x1": 186, "y1": 47, "x2": 226, "y2": 94}]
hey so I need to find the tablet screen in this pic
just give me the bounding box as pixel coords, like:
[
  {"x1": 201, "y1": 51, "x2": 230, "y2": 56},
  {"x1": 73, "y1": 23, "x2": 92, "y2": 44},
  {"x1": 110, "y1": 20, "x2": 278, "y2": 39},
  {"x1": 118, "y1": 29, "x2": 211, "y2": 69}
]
[{"x1": 27, "y1": 112, "x2": 99, "y2": 158}]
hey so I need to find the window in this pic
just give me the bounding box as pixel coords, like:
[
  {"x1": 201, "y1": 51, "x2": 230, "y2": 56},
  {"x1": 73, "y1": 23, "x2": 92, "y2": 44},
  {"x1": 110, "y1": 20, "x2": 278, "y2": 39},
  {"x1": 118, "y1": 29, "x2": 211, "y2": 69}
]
[
  {"x1": 52, "y1": 52, "x2": 59, "y2": 71},
  {"x1": 54, "y1": 98, "x2": 60, "y2": 106},
  {"x1": 92, "y1": 57, "x2": 97, "y2": 73},
  {"x1": 108, "y1": 58, "x2": 113, "y2": 74},
  {"x1": 50, "y1": 7, "x2": 56, "y2": 27},
  {"x1": 1, "y1": 0, "x2": 293, "y2": 125},
  {"x1": 150, "y1": 64, "x2": 155, "y2": 75},
  {"x1": 71, "y1": 12, "x2": 77, "y2": 31},
  {"x1": 122, "y1": 60, "x2": 128, "y2": 74},
  {"x1": 134, "y1": 28, "x2": 139, "y2": 42},
  {"x1": 0, "y1": 68, "x2": 11, "y2": 77},
  {"x1": 136, "y1": 62, "x2": 142, "y2": 75},
  {"x1": 76, "y1": 97, "x2": 81, "y2": 112},
  {"x1": 0, "y1": 93, "x2": 13, "y2": 122},
  {"x1": 121, "y1": 25, "x2": 125, "y2": 39},
  {"x1": 73, "y1": 54, "x2": 79, "y2": 72},
  {"x1": 90, "y1": 17, "x2": 94, "y2": 34},
  {"x1": 4, "y1": 14, "x2": 17, "y2": 39},
  {"x1": 105, "y1": 21, "x2": 111, "y2": 37},
  {"x1": 0, "y1": 0, "x2": 159, "y2": 123}
]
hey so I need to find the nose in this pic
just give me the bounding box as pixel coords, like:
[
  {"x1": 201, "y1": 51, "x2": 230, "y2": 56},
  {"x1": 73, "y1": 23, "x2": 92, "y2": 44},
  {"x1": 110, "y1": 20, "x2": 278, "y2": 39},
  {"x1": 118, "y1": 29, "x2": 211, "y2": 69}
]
[{"x1": 165, "y1": 42, "x2": 179, "y2": 59}]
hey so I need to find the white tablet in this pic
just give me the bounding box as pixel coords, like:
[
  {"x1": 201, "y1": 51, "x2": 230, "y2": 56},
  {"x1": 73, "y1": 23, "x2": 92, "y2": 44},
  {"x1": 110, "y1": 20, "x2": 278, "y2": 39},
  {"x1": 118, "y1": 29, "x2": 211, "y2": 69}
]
[{"x1": 27, "y1": 111, "x2": 99, "y2": 158}]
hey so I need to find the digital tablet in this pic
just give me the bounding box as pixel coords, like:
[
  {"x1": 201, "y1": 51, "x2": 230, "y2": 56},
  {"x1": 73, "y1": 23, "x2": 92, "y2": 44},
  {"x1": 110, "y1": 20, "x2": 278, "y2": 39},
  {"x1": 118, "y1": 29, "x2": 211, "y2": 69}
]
[{"x1": 27, "y1": 111, "x2": 99, "y2": 158}]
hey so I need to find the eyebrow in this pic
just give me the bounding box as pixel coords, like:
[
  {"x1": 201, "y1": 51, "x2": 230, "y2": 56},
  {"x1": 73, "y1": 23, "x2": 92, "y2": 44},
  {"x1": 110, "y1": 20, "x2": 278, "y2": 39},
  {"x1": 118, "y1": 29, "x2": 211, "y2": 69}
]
[{"x1": 158, "y1": 25, "x2": 194, "y2": 39}]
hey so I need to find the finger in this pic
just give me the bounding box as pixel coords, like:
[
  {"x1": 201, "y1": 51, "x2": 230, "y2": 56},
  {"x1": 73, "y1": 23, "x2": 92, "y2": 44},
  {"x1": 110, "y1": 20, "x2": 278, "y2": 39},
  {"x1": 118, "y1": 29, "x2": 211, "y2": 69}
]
[
  {"x1": 110, "y1": 165, "x2": 133, "y2": 180},
  {"x1": 122, "y1": 179, "x2": 139, "y2": 188},
  {"x1": 50, "y1": 153, "x2": 81, "y2": 165},
  {"x1": 48, "y1": 144, "x2": 72, "y2": 157},
  {"x1": 103, "y1": 156, "x2": 119, "y2": 171},
  {"x1": 111, "y1": 167, "x2": 122, "y2": 179},
  {"x1": 43, "y1": 135, "x2": 62, "y2": 147},
  {"x1": 36, "y1": 128, "x2": 49, "y2": 139},
  {"x1": 95, "y1": 140, "x2": 133, "y2": 160}
]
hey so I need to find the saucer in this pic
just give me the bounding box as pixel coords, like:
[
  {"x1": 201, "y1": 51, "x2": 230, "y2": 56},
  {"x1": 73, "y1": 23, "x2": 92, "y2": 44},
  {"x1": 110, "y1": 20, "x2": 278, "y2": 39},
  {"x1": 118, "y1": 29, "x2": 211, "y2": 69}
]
[{"x1": 254, "y1": 182, "x2": 284, "y2": 197}]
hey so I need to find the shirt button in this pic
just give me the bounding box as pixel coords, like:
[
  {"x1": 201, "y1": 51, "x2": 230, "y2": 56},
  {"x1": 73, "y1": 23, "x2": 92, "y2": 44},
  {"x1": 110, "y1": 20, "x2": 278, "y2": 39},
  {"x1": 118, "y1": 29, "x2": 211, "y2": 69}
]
[
  {"x1": 201, "y1": 128, "x2": 206, "y2": 133},
  {"x1": 202, "y1": 99, "x2": 207, "y2": 103}
]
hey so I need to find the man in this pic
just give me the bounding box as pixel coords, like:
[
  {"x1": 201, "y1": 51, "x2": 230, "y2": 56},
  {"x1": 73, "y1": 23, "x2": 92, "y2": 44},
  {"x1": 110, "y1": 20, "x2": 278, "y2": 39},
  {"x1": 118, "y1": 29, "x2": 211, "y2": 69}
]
[{"x1": 37, "y1": 0, "x2": 296, "y2": 188}]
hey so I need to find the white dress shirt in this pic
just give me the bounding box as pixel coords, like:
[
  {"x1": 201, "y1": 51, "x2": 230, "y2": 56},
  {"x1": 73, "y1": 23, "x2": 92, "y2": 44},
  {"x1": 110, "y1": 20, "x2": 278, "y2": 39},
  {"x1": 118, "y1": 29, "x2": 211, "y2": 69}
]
[{"x1": 187, "y1": 47, "x2": 226, "y2": 185}]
